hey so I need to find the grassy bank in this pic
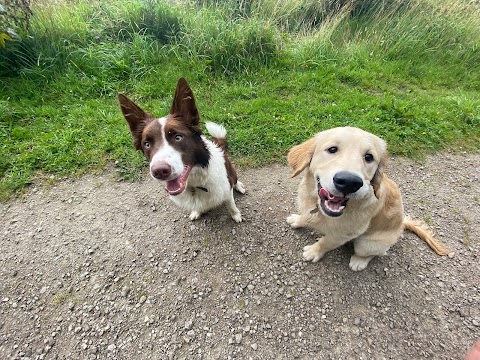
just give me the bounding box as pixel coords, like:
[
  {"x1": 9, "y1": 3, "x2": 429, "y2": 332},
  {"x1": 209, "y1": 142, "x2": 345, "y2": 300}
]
[{"x1": 1, "y1": 0, "x2": 479, "y2": 200}]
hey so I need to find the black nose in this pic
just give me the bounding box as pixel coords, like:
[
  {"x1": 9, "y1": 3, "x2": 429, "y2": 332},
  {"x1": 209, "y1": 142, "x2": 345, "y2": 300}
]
[
  {"x1": 151, "y1": 163, "x2": 172, "y2": 180},
  {"x1": 333, "y1": 171, "x2": 363, "y2": 195}
]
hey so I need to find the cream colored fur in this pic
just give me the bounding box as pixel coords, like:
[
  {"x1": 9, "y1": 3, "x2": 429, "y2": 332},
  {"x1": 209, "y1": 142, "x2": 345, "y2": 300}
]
[{"x1": 287, "y1": 127, "x2": 448, "y2": 271}]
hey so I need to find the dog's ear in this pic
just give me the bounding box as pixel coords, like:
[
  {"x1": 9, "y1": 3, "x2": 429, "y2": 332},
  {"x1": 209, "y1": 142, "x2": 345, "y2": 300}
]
[
  {"x1": 371, "y1": 150, "x2": 389, "y2": 198},
  {"x1": 170, "y1": 77, "x2": 200, "y2": 127},
  {"x1": 118, "y1": 93, "x2": 152, "y2": 150},
  {"x1": 288, "y1": 137, "x2": 316, "y2": 178}
]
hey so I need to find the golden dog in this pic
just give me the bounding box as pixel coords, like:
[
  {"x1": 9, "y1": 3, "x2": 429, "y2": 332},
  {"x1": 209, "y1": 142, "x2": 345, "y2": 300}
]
[{"x1": 287, "y1": 127, "x2": 448, "y2": 271}]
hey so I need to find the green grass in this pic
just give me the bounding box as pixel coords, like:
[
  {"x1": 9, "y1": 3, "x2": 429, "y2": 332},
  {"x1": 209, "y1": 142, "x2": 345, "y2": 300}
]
[{"x1": 1, "y1": 0, "x2": 480, "y2": 200}]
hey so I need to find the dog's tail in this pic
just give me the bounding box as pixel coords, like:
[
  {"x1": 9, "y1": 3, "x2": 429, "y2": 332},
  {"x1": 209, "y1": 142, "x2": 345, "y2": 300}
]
[
  {"x1": 403, "y1": 216, "x2": 449, "y2": 256},
  {"x1": 205, "y1": 122, "x2": 227, "y2": 151}
]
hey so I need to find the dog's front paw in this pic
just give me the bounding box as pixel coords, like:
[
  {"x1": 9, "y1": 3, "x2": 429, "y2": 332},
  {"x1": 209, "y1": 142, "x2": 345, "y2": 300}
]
[
  {"x1": 235, "y1": 181, "x2": 246, "y2": 194},
  {"x1": 231, "y1": 212, "x2": 242, "y2": 223},
  {"x1": 303, "y1": 244, "x2": 325, "y2": 263},
  {"x1": 349, "y1": 254, "x2": 374, "y2": 271},
  {"x1": 189, "y1": 211, "x2": 201, "y2": 221},
  {"x1": 286, "y1": 214, "x2": 302, "y2": 228}
]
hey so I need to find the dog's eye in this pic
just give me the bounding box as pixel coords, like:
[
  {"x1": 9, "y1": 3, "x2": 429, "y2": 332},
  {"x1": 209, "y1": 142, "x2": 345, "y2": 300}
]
[
  {"x1": 175, "y1": 134, "x2": 183, "y2": 142},
  {"x1": 144, "y1": 141, "x2": 151, "y2": 149},
  {"x1": 327, "y1": 146, "x2": 338, "y2": 154},
  {"x1": 365, "y1": 153, "x2": 374, "y2": 163}
]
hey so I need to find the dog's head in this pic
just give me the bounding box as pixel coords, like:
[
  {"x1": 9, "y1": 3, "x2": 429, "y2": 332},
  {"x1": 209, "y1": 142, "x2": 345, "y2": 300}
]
[
  {"x1": 288, "y1": 127, "x2": 388, "y2": 217},
  {"x1": 118, "y1": 78, "x2": 209, "y2": 196}
]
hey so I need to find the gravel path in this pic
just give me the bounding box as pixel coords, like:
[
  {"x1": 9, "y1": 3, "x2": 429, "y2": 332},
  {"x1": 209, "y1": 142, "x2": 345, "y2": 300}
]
[{"x1": 1, "y1": 153, "x2": 479, "y2": 360}]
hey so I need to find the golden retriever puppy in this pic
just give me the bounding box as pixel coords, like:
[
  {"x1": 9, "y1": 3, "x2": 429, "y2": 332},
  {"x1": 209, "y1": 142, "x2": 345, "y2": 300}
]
[{"x1": 287, "y1": 127, "x2": 448, "y2": 271}]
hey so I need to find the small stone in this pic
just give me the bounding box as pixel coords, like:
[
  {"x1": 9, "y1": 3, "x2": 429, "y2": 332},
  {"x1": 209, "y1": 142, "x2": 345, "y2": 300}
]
[
  {"x1": 121, "y1": 286, "x2": 130, "y2": 297},
  {"x1": 251, "y1": 343, "x2": 258, "y2": 350},
  {"x1": 107, "y1": 344, "x2": 116, "y2": 352},
  {"x1": 184, "y1": 320, "x2": 193, "y2": 330},
  {"x1": 138, "y1": 295, "x2": 147, "y2": 304},
  {"x1": 235, "y1": 334, "x2": 243, "y2": 344}
]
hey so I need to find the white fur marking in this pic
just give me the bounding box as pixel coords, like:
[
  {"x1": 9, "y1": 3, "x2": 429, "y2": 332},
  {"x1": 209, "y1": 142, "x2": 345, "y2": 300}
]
[
  {"x1": 205, "y1": 122, "x2": 227, "y2": 139},
  {"x1": 150, "y1": 117, "x2": 184, "y2": 180}
]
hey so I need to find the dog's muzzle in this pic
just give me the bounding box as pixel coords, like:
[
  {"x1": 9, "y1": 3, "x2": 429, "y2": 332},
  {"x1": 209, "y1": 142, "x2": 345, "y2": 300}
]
[
  {"x1": 333, "y1": 171, "x2": 363, "y2": 195},
  {"x1": 316, "y1": 174, "x2": 360, "y2": 217}
]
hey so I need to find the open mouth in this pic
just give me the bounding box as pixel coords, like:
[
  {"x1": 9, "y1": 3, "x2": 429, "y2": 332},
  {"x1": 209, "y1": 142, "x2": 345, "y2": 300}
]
[
  {"x1": 165, "y1": 165, "x2": 191, "y2": 196},
  {"x1": 317, "y1": 178, "x2": 348, "y2": 217}
]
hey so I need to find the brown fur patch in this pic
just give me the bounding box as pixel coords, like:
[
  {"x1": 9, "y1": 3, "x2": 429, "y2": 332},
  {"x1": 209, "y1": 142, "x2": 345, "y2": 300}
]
[
  {"x1": 140, "y1": 120, "x2": 164, "y2": 161},
  {"x1": 224, "y1": 155, "x2": 238, "y2": 188},
  {"x1": 287, "y1": 137, "x2": 316, "y2": 178},
  {"x1": 367, "y1": 176, "x2": 403, "y2": 234},
  {"x1": 371, "y1": 150, "x2": 389, "y2": 198},
  {"x1": 118, "y1": 93, "x2": 154, "y2": 150},
  {"x1": 164, "y1": 116, "x2": 209, "y2": 168},
  {"x1": 209, "y1": 134, "x2": 234, "y2": 188},
  {"x1": 211, "y1": 137, "x2": 227, "y2": 152},
  {"x1": 170, "y1": 77, "x2": 200, "y2": 127}
]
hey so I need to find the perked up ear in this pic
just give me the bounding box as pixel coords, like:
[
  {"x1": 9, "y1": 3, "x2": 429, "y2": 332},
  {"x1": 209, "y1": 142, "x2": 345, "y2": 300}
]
[
  {"x1": 287, "y1": 137, "x2": 317, "y2": 178},
  {"x1": 170, "y1": 77, "x2": 200, "y2": 126},
  {"x1": 117, "y1": 93, "x2": 152, "y2": 150}
]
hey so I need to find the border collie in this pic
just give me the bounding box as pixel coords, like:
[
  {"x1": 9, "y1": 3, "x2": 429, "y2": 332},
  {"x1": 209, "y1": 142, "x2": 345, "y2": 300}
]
[{"x1": 118, "y1": 78, "x2": 245, "y2": 222}]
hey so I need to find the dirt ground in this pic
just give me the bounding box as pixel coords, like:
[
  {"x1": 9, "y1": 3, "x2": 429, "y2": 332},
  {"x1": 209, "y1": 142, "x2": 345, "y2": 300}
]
[{"x1": 1, "y1": 152, "x2": 479, "y2": 360}]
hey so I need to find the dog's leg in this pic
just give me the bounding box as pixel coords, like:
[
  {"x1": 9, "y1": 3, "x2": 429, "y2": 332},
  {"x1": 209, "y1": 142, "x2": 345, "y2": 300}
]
[
  {"x1": 303, "y1": 235, "x2": 351, "y2": 263},
  {"x1": 350, "y1": 238, "x2": 392, "y2": 271},
  {"x1": 349, "y1": 255, "x2": 376, "y2": 271},
  {"x1": 226, "y1": 189, "x2": 242, "y2": 223},
  {"x1": 235, "y1": 181, "x2": 246, "y2": 194},
  {"x1": 286, "y1": 213, "x2": 309, "y2": 228},
  {"x1": 189, "y1": 211, "x2": 202, "y2": 221}
]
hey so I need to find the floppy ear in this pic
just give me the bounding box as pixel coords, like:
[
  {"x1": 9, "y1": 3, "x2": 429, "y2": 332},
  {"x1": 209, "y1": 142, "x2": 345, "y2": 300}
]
[
  {"x1": 118, "y1": 93, "x2": 152, "y2": 150},
  {"x1": 371, "y1": 150, "x2": 389, "y2": 198},
  {"x1": 287, "y1": 137, "x2": 317, "y2": 178},
  {"x1": 170, "y1": 77, "x2": 200, "y2": 127}
]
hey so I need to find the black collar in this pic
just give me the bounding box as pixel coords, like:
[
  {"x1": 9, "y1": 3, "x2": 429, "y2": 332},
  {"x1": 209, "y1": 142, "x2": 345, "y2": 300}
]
[{"x1": 189, "y1": 186, "x2": 209, "y2": 194}]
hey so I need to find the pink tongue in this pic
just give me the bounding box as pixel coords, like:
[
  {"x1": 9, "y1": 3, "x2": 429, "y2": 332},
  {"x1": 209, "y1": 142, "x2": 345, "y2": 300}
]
[
  {"x1": 166, "y1": 178, "x2": 182, "y2": 193},
  {"x1": 319, "y1": 188, "x2": 345, "y2": 202},
  {"x1": 165, "y1": 166, "x2": 191, "y2": 195}
]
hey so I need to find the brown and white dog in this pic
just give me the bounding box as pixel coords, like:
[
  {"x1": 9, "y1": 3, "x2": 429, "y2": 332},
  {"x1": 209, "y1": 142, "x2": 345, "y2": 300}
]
[
  {"x1": 118, "y1": 78, "x2": 245, "y2": 222},
  {"x1": 287, "y1": 127, "x2": 449, "y2": 271}
]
